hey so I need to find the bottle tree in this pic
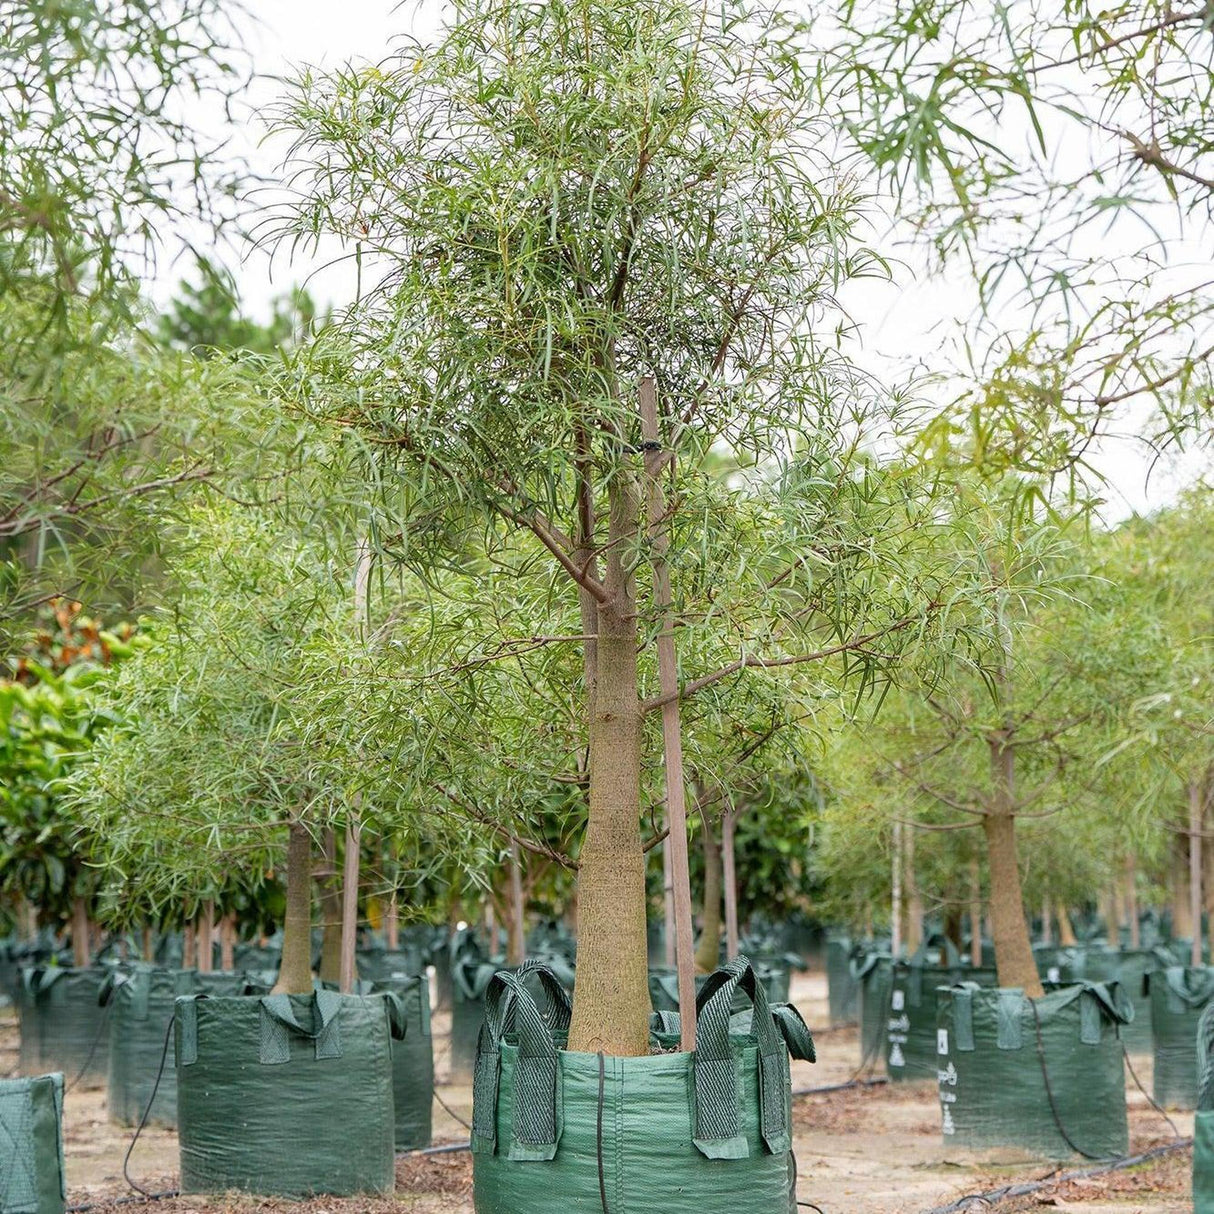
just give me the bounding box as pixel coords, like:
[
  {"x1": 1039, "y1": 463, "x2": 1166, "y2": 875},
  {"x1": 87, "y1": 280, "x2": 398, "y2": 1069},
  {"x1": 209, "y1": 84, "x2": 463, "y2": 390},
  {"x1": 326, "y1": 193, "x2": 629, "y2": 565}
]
[{"x1": 274, "y1": 0, "x2": 968, "y2": 1052}]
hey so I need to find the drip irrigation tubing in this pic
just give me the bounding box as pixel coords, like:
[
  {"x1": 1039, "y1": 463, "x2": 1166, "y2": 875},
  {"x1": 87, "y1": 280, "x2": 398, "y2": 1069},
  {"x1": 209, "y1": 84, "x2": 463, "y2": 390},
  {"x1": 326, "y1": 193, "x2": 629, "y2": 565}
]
[
  {"x1": 919, "y1": 1138, "x2": 1192, "y2": 1214},
  {"x1": 791, "y1": 1076, "x2": 888, "y2": 1097}
]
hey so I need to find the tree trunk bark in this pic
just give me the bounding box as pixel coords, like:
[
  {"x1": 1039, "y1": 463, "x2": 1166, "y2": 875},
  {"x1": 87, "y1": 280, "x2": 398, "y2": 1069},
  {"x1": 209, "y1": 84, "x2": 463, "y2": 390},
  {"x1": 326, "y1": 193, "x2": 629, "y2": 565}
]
[
  {"x1": 220, "y1": 913, "x2": 236, "y2": 971},
  {"x1": 274, "y1": 818, "x2": 316, "y2": 994},
  {"x1": 891, "y1": 820, "x2": 903, "y2": 957},
  {"x1": 1039, "y1": 899, "x2": 1051, "y2": 947},
  {"x1": 142, "y1": 925, "x2": 154, "y2": 963},
  {"x1": 506, "y1": 840, "x2": 527, "y2": 967},
  {"x1": 721, "y1": 807, "x2": 739, "y2": 962},
  {"x1": 182, "y1": 920, "x2": 196, "y2": 970},
  {"x1": 694, "y1": 810, "x2": 722, "y2": 974},
  {"x1": 1174, "y1": 821, "x2": 1194, "y2": 943},
  {"x1": 663, "y1": 839, "x2": 676, "y2": 968},
  {"x1": 969, "y1": 856, "x2": 983, "y2": 966},
  {"x1": 984, "y1": 733, "x2": 1042, "y2": 996},
  {"x1": 905, "y1": 823, "x2": 923, "y2": 954},
  {"x1": 197, "y1": 900, "x2": 214, "y2": 973},
  {"x1": 566, "y1": 465, "x2": 651, "y2": 1057},
  {"x1": 1056, "y1": 901, "x2": 1077, "y2": 947},
  {"x1": 1192, "y1": 779, "x2": 1205, "y2": 968},
  {"x1": 71, "y1": 896, "x2": 90, "y2": 968},
  {"x1": 385, "y1": 890, "x2": 399, "y2": 951},
  {"x1": 339, "y1": 818, "x2": 361, "y2": 993},
  {"x1": 317, "y1": 828, "x2": 342, "y2": 985},
  {"x1": 1124, "y1": 853, "x2": 1140, "y2": 949}
]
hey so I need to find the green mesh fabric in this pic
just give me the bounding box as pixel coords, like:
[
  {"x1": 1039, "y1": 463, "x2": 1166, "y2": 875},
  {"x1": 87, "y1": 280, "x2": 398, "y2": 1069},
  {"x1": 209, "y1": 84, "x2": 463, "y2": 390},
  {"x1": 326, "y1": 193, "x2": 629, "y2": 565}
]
[
  {"x1": 0, "y1": 1074, "x2": 65, "y2": 1214},
  {"x1": 1150, "y1": 965, "x2": 1214, "y2": 1110},
  {"x1": 174, "y1": 992, "x2": 395, "y2": 1197},
  {"x1": 826, "y1": 936, "x2": 858, "y2": 1026},
  {"x1": 853, "y1": 952, "x2": 892, "y2": 1071},
  {"x1": 936, "y1": 982, "x2": 1132, "y2": 1160}
]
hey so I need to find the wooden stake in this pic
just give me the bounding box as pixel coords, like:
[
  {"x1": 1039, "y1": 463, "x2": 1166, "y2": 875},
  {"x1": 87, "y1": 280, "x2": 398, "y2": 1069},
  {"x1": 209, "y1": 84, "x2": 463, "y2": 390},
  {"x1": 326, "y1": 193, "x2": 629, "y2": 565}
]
[
  {"x1": 663, "y1": 839, "x2": 677, "y2": 968},
  {"x1": 640, "y1": 376, "x2": 696, "y2": 1052},
  {"x1": 1192, "y1": 779, "x2": 1204, "y2": 968},
  {"x1": 220, "y1": 913, "x2": 236, "y2": 971},
  {"x1": 721, "y1": 805, "x2": 739, "y2": 961},
  {"x1": 339, "y1": 818, "x2": 361, "y2": 993},
  {"x1": 386, "y1": 890, "x2": 400, "y2": 952}
]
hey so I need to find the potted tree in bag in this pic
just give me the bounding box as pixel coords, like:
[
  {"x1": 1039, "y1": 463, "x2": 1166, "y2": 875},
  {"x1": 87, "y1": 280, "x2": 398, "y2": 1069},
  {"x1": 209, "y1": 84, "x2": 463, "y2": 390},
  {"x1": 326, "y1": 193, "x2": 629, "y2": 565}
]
[{"x1": 277, "y1": 0, "x2": 963, "y2": 1206}]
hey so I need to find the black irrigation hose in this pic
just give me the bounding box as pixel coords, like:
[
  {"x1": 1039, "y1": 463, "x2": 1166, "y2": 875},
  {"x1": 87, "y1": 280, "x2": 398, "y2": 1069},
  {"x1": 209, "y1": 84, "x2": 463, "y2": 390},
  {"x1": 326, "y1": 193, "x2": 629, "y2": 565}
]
[
  {"x1": 432, "y1": 1084, "x2": 473, "y2": 1132},
  {"x1": 64, "y1": 999, "x2": 114, "y2": 1094},
  {"x1": 122, "y1": 1016, "x2": 178, "y2": 1200},
  {"x1": 1122, "y1": 1043, "x2": 1184, "y2": 1141},
  {"x1": 920, "y1": 1137, "x2": 1192, "y2": 1214},
  {"x1": 791, "y1": 1076, "x2": 889, "y2": 1098},
  {"x1": 596, "y1": 1051, "x2": 610, "y2": 1214}
]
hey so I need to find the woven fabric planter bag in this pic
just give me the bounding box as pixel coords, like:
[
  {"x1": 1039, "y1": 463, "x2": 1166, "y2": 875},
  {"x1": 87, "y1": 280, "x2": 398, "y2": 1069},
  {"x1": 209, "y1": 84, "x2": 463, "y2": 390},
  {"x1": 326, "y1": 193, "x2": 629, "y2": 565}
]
[{"x1": 471, "y1": 956, "x2": 815, "y2": 1214}]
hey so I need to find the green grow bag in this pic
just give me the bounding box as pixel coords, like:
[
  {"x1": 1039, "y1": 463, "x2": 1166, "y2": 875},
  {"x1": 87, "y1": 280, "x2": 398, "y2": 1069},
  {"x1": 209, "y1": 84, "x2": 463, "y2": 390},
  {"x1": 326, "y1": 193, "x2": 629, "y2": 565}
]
[
  {"x1": 356, "y1": 943, "x2": 426, "y2": 984},
  {"x1": 471, "y1": 957, "x2": 815, "y2": 1214},
  {"x1": 826, "y1": 935, "x2": 858, "y2": 1026},
  {"x1": 1195, "y1": 1001, "x2": 1214, "y2": 1213},
  {"x1": 0, "y1": 1074, "x2": 66, "y2": 1214},
  {"x1": 1080, "y1": 947, "x2": 1167, "y2": 1053},
  {"x1": 648, "y1": 959, "x2": 791, "y2": 1013},
  {"x1": 1150, "y1": 965, "x2": 1214, "y2": 1110},
  {"x1": 853, "y1": 950, "x2": 891, "y2": 1071},
  {"x1": 335, "y1": 975, "x2": 434, "y2": 1152},
  {"x1": 174, "y1": 990, "x2": 397, "y2": 1196},
  {"x1": 1033, "y1": 946, "x2": 1087, "y2": 986},
  {"x1": 17, "y1": 967, "x2": 111, "y2": 1086},
  {"x1": 105, "y1": 966, "x2": 246, "y2": 1128},
  {"x1": 936, "y1": 981, "x2": 1132, "y2": 1160},
  {"x1": 886, "y1": 943, "x2": 997, "y2": 1083}
]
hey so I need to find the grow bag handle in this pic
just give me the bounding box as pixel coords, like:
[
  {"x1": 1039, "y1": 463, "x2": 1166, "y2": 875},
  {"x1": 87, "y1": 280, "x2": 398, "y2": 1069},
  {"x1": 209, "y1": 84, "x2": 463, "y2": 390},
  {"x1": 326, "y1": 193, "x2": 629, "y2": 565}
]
[
  {"x1": 381, "y1": 975, "x2": 432, "y2": 1042},
  {"x1": 21, "y1": 966, "x2": 67, "y2": 998},
  {"x1": 257, "y1": 989, "x2": 345, "y2": 1064},
  {"x1": 472, "y1": 963, "x2": 566, "y2": 1160},
  {"x1": 908, "y1": 933, "x2": 962, "y2": 970},
  {"x1": 1163, "y1": 964, "x2": 1214, "y2": 1009},
  {"x1": 849, "y1": 951, "x2": 882, "y2": 981},
  {"x1": 694, "y1": 954, "x2": 791, "y2": 1158}
]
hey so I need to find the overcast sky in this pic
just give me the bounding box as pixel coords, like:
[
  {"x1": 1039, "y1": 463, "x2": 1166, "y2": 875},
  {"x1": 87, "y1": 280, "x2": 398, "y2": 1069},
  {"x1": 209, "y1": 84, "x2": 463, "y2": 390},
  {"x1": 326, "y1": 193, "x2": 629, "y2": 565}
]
[{"x1": 159, "y1": 0, "x2": 1211, "y2": 522}]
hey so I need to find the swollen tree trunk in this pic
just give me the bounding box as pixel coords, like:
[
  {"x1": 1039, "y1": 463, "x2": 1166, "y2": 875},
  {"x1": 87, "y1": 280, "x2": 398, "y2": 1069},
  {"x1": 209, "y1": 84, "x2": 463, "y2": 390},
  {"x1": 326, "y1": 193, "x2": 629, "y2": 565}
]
[
  {"x1": 71, "y1": 896, "x2": 90, "y2": 968},
  {"x1": 566, "y1": 473, "x2": 651, "y2": 1057},
  {"x1": 694, "y1": 811, "x2": 722, "y2": 974},
  {"x1": 274, "y1": 819, "x2": 316, "y2": 994},
  {"x1": 317, "y1": 828, "x2": 342, "y2": 985},
  {"x1": 506, "y1": 840, "x2": 526, "y2": 968},
  {"x1": 984, "y1": 733, "x2": 1042, "y2": 996}
]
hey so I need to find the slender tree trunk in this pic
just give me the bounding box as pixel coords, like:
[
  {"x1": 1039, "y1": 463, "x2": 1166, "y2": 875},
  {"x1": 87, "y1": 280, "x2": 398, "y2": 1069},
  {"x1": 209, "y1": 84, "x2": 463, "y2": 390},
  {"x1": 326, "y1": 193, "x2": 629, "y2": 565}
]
[
  {"x1": 721, "y1": 807, "x2": 739, "y2": 962},
  {"x1": 984, "y1": 733, "x2": 1042, "y2": 996},
  {"x1": 1124, "y1": 853, "x2": 1140, "y2": 949},
  {"x1": 220, "y1": 913, "x2": 236, "y2": 971},
  {"x1": 71, "y1": 897, "x2": 90, "y2": 968},
  {"x1": 142, "y1": 925, "x2": 154, "y2": 963},
  {"x1": 1098, "y1": 889, "x2": 1118, "y2": 947},
  {"x1": 891, "y1": 820, "x2": 903, "y2": 957},
  {"x1": 904, "y1": 823, "x2": 923, "y2": 954},
  {"x1": 663, "y1": 840, "x2": 676, "y2": 968},
  {"x1": 1056, "y1": 901, "x2": 1077, "y2": 947},
  {"x1": 694, "y1": 810, "x2": 722, "y2": 974},
  {"x1": 386, "y1": 890, "x2": 399, "y2": 951},
  {"x1": 969, "y1": 857, "x2": 983, "y2": 967},
  {"x1": 197, "y1": 900, "x2": 214, "y2": 973},
  {"x1": 1174, "y1": 825, "x2": 1194, "y2": 943},
  {"x1": 317, "y1": 828, "x2": 342, "y2": 985},
  {"x1": 1039, "y1": 899, "x2": 1051, "y2": 946},
  {"x1": 274, "y1": 819, "x2": 316, "y2": 994},
  {"x1": 1192, "y1": 779, "x2": 1205, "y2": 968},
  {"x1": 566, "y1": 466, "x2": 651, "y2": 1057},
  {"x1": 182, "y1": 921, "x2": 196, "y2": 970},
  {"x1": 506, "y1": 840, "x2": 527, "y2": 967},
  {"x1": 339, "y1": 818, "x2": 361, "y2": 993}
]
